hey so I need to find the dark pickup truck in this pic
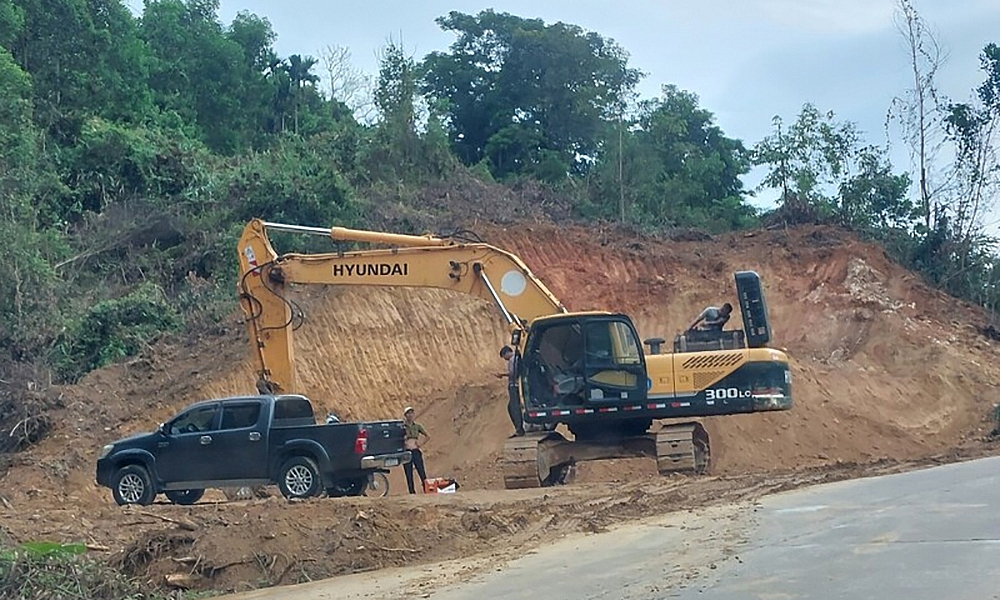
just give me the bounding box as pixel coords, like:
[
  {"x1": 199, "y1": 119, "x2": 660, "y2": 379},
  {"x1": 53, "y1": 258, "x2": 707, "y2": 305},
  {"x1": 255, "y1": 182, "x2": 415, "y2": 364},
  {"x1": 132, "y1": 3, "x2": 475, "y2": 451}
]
[{"x1": 96, "y1": 394, "x2": 410, "y2": 506}]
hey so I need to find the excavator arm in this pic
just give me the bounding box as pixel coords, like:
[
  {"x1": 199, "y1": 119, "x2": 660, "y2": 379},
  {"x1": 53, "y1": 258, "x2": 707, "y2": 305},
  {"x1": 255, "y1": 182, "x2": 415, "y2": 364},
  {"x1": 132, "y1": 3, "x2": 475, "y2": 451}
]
[{"x1": 237, "y1": 218, "x2": 568, "y2": 394}]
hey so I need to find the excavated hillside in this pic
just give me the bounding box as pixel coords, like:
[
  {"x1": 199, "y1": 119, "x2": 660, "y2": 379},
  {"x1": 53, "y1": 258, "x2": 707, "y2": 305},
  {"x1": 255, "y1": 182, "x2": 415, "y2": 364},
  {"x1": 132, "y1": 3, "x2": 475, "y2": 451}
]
[{"x1": 1, "y1": 223, "x2": 999, "y2": 595}]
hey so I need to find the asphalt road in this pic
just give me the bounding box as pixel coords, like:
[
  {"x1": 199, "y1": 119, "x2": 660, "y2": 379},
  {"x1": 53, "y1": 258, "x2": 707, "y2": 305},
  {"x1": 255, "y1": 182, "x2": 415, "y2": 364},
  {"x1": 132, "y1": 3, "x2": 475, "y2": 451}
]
[{"x1": 226, "y1": 456, "x2": 1000, "y2": 600}]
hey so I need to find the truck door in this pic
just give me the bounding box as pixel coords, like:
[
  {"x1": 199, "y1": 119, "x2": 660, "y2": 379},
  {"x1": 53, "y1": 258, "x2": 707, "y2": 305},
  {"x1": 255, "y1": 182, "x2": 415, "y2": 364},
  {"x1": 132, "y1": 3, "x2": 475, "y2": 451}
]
[
  {"x1": 156, "y1": 402, "x2": 221, "y2": 484},
  {"x1": 201, "y1": 399, "x2": 269, "y2": 481}
]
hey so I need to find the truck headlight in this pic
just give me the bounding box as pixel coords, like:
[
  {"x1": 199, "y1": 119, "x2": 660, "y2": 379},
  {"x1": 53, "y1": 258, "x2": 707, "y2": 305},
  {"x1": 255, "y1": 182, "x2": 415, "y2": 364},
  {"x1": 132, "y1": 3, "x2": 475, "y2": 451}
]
[{"x1": 99, "y1": 444, "x2": 114, "y2": 459}]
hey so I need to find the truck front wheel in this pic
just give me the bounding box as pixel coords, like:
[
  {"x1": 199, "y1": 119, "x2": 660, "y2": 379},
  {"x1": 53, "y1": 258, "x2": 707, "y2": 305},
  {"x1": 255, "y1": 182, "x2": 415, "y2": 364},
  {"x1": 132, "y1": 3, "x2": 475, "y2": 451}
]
[
  {"x1": 112, "y1": 464, "x2": 155, "y2": 506},
  {"x1": 277, "y1": 456, "x2": 322, "y2": 499}
]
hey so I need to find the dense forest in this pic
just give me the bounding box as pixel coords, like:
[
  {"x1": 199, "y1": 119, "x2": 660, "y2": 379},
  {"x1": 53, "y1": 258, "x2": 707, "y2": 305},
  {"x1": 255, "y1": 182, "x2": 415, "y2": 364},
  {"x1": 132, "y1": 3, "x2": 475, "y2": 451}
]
[{"x1": 0, "y1": 0, "x2": 998, "y2": 384}]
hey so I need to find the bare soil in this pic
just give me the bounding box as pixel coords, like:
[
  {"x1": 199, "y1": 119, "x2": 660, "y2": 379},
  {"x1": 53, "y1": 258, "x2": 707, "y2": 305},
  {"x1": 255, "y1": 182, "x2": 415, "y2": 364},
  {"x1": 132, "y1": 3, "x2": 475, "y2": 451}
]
[{"x1": 2, "y1": 223, "x2": 1000, "y2": 595}]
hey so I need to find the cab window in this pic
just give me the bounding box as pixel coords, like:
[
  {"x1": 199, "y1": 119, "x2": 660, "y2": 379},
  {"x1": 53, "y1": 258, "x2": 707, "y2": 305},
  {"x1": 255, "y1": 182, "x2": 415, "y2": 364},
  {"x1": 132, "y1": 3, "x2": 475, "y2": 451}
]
[{"x1": 169, "y1": 404, "x2": 220, "y2": 435}]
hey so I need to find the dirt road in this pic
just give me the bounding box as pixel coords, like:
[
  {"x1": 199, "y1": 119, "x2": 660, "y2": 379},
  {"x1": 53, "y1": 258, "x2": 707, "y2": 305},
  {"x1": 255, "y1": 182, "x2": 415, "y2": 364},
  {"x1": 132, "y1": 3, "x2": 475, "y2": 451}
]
[{"x1": 221, "y1": 456, "x2": 1000, "y2": 600}]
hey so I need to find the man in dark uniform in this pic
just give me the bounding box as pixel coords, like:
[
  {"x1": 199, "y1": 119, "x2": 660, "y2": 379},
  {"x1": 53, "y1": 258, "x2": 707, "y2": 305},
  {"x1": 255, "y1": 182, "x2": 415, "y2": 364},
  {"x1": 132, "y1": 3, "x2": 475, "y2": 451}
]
[{"x1": 497, "y1": 346, "x2": 525, "y2": 437}]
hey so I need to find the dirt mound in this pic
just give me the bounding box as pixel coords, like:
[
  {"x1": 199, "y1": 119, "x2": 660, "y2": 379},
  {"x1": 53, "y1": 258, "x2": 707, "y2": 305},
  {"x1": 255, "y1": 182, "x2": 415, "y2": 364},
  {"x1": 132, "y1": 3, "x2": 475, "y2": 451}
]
[{"x1": 2, "y1": 222, "x2": 1000, "y2": 595}]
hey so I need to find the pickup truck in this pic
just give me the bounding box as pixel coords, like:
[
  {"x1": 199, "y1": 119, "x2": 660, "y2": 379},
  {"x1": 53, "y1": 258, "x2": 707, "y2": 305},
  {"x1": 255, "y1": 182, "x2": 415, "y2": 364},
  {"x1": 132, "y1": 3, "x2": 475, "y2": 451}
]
[{"x1": 95, "y1": 394, "x2": 410, "y2": 506}]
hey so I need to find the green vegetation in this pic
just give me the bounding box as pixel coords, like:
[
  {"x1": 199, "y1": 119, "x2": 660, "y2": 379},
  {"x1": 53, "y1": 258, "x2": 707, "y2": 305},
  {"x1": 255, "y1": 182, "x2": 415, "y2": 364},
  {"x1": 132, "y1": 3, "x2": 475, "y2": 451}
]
[
  {"x1": 0, "y1": 539, "x2": 166, "y2": 599},
  {"x1": 0, "y1": 0, "x2": 998, "y2": 387}
]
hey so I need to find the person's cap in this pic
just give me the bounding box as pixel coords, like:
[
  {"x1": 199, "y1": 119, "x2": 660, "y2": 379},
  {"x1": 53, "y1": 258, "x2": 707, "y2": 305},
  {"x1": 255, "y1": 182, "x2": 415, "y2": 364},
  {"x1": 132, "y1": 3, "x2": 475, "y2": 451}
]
[{"x1": 403, "y1": 406, "x2": 414, "y2": 415}]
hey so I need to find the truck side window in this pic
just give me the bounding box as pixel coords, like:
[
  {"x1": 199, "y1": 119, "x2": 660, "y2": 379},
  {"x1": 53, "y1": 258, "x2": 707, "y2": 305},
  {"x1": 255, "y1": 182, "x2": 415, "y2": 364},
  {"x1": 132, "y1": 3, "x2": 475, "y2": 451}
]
[
  {"x1": 169, "y1": 405, "x2": 220, "y2": 435},
  {"x1": 221, "y1": 402, "x2": 262, "y2": 430}
]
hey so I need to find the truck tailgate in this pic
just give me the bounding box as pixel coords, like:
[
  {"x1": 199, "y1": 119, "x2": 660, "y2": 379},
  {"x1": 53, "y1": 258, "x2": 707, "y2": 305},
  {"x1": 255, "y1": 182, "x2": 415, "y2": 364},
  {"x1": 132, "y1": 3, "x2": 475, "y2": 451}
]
[{"x1": 362, "y1": 421, "x2": 406, "y2": 455}]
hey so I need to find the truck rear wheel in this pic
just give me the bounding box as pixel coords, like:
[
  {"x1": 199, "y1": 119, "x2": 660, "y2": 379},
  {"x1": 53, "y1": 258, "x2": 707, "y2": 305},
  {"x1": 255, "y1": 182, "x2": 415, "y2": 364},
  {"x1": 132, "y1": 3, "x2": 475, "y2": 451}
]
[
  {"x1": 278, "y1": 456, "x2": 322, "y2": 499},
  {"x1": 164, "y1": 489, "x2": 205, "y2": 505},
  {"x1": 112, "y1": 464, "x2": 155, "y2": 506}
]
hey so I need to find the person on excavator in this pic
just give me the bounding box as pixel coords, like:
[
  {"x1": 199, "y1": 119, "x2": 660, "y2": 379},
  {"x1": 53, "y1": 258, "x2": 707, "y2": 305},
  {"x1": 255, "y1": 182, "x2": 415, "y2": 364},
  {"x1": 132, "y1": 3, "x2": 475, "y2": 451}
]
[
  {"x1": 688, "y1": 302, "x2": 732, "y2": 332},
  {"x1": 497, "y1": 346, "x2": 525, "y2": 437}
]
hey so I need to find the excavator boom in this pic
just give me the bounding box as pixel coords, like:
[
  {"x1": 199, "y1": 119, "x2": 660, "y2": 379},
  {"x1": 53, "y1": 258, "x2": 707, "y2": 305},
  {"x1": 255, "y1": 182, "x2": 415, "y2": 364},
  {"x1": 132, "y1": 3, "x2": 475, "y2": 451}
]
[{"x1": 237, "y1": 218, "x2": 567, "y2": 393}]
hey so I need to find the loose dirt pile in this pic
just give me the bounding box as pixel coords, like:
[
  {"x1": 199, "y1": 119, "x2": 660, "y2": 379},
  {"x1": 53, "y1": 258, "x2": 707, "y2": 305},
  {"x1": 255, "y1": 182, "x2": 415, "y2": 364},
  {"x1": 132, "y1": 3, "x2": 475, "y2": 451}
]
[{"x1": 1, "y1": 223, "x2": 999, "y2": 595}]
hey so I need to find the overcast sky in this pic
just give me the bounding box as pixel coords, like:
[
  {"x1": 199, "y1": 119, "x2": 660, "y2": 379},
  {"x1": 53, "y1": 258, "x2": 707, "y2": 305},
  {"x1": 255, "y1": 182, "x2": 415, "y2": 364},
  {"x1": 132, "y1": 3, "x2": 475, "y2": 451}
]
[{"x1": 128, "y1": 0, "x2": 1000, "y2": 218}]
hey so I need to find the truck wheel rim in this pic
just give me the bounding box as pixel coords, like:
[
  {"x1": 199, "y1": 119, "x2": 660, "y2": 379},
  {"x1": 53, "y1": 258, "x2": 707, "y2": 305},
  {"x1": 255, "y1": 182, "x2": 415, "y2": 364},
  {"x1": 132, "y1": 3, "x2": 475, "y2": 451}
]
[
  {"x1": 119, "y1": 473, "x2": 144, "y2": 503},
  {"x1": 286, "y1": 465, "x2": 313, "y2": 496}
]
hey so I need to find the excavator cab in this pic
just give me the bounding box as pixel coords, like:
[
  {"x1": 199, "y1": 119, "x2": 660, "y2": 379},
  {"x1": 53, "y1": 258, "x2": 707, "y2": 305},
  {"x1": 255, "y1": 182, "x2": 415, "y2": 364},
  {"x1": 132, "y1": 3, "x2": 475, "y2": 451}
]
[{"x1": 520, "y1": 314, "x2": 647, "y2": 410}]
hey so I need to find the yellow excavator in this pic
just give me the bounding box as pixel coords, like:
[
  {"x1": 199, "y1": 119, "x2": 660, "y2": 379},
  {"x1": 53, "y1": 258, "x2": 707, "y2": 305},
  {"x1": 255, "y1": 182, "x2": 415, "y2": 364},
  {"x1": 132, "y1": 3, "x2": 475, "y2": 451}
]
[{"x1": 236, "y1": 219, "x2": 793, "y2": 489}]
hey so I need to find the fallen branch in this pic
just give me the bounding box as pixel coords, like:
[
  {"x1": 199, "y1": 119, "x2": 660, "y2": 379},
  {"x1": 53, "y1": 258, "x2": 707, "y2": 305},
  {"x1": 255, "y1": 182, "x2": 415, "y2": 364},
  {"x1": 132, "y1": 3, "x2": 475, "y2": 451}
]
[
  {"x1": 135, "y1": 511, "x2": 198, "y2": 531},
  {"x1": 0, "y1": 495, "x2": 11, "y2": 510},
  {"x1": 85, "y1": 544, "x2": 111, "y2": 552},
  {"x1": 358, "y1": 539, "x2": 420, "y2": 553},
  {"x1": 203, "y1": 557, "x2": 253, "y2": 578}
]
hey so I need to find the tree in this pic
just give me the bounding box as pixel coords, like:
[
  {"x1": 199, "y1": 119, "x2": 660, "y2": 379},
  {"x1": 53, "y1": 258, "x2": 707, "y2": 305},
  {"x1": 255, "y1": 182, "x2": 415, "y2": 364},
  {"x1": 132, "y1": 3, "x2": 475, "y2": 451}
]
[
  {"x1": 753, "y1": 104, "x2": 914, "y2": 231},
  {"x1": 10, "y1": 0, "x2": 152, "y2": 126},
  {"x1": 0, "y1": 48, "x2": 64, "y2": 359},
  {"x1": 838, "y1": 146, "x2": 914, "y2": 231},
  {"x1": 285, "y1": 54, "x2": 320, "y2": 134},
  {"x1": 0, "y1": 0, "x2": 25, "y2": 48},
  {"x1": 887, "y1": 0, "x2": 948, "y2": 230},
  {"x1": 937, "y1": 43, "x2": 1000, "y2": 277},
  {"x1": 422, "y1": 10, "x2": 642, "y2": 180},
  {"x1": 140, "y1": 0, "x2": 254, "y2": 153},
  {"x1": 586, "y1": 85, "x2": 754, "y2": 231},
  {"x1": 752, "y1": 104, "x2": 859, "y2": 208},
  {"x1": 319, "y1": 44, "x2": 373, "y2": 122}
]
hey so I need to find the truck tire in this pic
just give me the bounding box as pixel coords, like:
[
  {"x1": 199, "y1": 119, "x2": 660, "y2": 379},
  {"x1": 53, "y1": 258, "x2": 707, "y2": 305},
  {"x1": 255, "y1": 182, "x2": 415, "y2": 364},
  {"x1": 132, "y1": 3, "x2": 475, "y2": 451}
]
[
  {"x1": 164, "y1": 489, "x2": 205, "y2": 505},
  {"x1": 111, "y1": 464, "x2": 155, "y2": 506},
  {"x1": 277, "y1": 456, "x2": 322, "y2": 499}
]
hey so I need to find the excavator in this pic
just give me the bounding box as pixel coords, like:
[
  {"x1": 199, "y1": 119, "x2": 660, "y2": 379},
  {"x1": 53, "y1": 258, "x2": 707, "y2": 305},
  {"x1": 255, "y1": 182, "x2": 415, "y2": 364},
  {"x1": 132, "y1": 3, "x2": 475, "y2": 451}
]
[{"x1": 236, "y1": 218, "x2": 793, "y2": 489}]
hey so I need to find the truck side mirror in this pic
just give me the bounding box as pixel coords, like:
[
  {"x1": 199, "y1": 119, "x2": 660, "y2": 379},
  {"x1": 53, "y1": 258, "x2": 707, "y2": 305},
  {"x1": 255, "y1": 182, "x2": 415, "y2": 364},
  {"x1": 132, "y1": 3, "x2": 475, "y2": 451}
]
[{"x1": 158, "y1": 423, "x2": 167, "y2": 435}]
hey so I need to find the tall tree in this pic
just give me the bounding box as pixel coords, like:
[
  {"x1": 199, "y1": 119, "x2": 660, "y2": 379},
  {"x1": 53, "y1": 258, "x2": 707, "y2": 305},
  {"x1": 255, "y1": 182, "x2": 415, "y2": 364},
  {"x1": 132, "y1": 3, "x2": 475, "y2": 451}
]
[
  {"x1": 286, "y1": 53, "x2": 320, "y2": 134},
  {"x1": 938, "y1": 43, "x2": 1000, "y2": 273},
  {"x1": 887, "y1": 0, "x2": 948, "y2": 230},
  {"x1": 587, "y1": 85, "x2": 754, "y2": 231},
  {"x1": 422, "y1": 10, "x2": 642, "y2": 180}
]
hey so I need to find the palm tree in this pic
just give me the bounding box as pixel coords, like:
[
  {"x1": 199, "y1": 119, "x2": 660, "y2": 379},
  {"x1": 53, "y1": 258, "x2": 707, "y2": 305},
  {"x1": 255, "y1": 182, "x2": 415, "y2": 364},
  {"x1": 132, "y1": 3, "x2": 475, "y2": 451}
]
[{"x1": 286, "y1": 54, "x2": 320, "y2": 133}]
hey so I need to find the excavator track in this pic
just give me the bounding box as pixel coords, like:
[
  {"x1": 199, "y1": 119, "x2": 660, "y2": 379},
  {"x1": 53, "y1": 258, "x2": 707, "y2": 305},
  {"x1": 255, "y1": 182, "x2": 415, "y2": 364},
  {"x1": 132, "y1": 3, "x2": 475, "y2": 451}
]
[
  {"x1": 501, "y1": 422, "x2": 710, "y2": 489},
  {"x1": 501, "y1": 432, "x2": 553, "y2": 489},
  {"x1": 655, "y1": 422, "x2": 710, "y2": 475}
]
